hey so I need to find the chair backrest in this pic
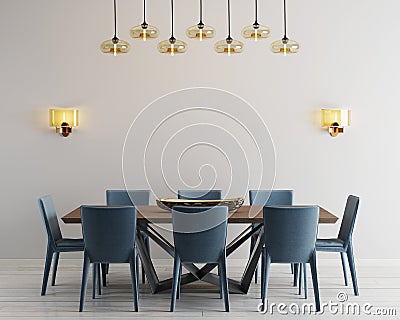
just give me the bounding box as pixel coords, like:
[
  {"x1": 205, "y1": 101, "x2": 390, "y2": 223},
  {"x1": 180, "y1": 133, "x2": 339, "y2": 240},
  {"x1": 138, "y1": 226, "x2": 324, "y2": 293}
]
[
  {"x1": 80, "y1": 206, "x2": 137, "y2": 263},
  {"x1": 106, "y1": 190, "x2": 150, "y2": 206},
  {"x1": 38, "y1": 195, "x2": 62, "y2": 246},
  {"x1": 338, "y1": 195, "x2": 360, "y2": 246},
  {"x1": 172, "y1": 206, "x2": 228, "y2": 263},
  {"x1": 249, "y1": 190, "x2": 293, "y2": 206},
  {"x1": 177, "y1": 190, "x2": 222, "y2": 200},
  {"x1": 263, "y1": 205, "x2": 319, "y2": 263}
]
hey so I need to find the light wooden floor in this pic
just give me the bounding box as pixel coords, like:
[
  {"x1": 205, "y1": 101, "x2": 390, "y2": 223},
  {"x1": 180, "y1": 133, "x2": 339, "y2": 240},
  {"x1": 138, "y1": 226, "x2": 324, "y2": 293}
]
[{"x1": 0, "y1": 259, "x2": 399, "y2": 319}]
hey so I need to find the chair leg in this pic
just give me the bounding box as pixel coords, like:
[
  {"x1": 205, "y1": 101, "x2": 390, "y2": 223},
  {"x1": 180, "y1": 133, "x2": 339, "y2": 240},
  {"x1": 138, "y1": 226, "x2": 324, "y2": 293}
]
[
  {"x1": 41, "y1": 243, "x2": 54, "y2": 296},
  {"x1": 298, "y1": 263, "x2": 308, "y2": 298},
  {"x1": 340, "y1": 251, "x2": 349, "y2": 286},
  {"x1": 261, "y1": 247, "x2": 266, "y2": 301},
  {"x1": 303, "y1": 263, "x2": 308, "y2": 299},
  {"x1": 97, "y1": 264, "x2": 101, "y2": 296},
  {"x1": 92, "y1": 263, "x2": 97, "y2": 299},
  {"x1": 177, "y1": 265, "x2": 182, "y2": 300},
  {"x1": 309, "y1": 253, "x2": 321, "y2": 312},
  {"x1": 346, "y1": 242, "x2": 359, "y2": 296},
  {"x1": 135, "y1": 255, "x2": 139, "y2": 297},
  {"x1": 101, "y1": 263, "x2": 107, "y2": 287},
  {"x1": 136, "y1": 255, "x2": 139, "y2": 287},
  {"x1": 218, "y1": 263, "x2": 223, "y2": 299},
  {"x1": 130, "y1": 254, "x2": 139, "y2": 312},
  {"x1": 260, "y1": 247, "x2": 265, "y2": 299},
  {"x1": 51, "y1": 252, "x2": 60, "y2": 286},
  {"x1": 293, "y1": 263, "x2": 299, "y2": 286},
  {"x1": 298, "y1": 263, "x2": 303, "y2": 295},
  {"x1": 135, "y1": 256, "x2": 139, "y2": 292},
  {"x1": 260, "y1": 249, "x2": 270, "y2": 313},
  {"x1": 291, "y1": 263, "x2": 294, "y2": 274},
  {"x1": 79, "y1": 253, "x2": 90, "y2": 312},
  {"x1": 220, "y1": 256, "x2": 230, "y2": 312},
  {"x1": 170, "y1": 256, "x2": 181, "y2": 312}
]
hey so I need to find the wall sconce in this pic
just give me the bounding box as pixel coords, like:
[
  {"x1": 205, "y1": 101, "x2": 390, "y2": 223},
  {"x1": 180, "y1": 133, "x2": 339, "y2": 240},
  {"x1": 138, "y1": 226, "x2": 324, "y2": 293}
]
[
  {"x1": 321, "y1": 109, "x2": 351, "y2": 137},
  {"x1": 49, "y1": 109, "x2": 79, "y2": 137}
]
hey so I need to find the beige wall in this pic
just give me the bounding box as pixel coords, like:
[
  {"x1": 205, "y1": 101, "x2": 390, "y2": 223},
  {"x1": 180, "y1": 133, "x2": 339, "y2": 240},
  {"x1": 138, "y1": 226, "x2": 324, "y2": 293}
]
[{"x1": 0, "y1": 0, "x2": 399, "y2": 259}]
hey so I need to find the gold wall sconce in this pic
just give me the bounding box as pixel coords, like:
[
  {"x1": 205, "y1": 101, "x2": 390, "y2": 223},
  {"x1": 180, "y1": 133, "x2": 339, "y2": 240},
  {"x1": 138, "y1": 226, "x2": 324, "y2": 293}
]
[
  {"x1": 321, "y1": 109, "x2": 351, "y2": 137},
  {"x1": 49, "y1": 109, "x2": 79, "y2": 137}
]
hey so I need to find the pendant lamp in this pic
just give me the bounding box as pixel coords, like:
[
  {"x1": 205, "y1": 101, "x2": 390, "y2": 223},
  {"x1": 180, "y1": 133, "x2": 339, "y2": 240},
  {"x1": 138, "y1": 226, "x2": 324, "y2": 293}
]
[
  {"x1": 130, "y1": 0, "x2": 159, "y2": 41},
  {"x1": 186, "y1": 0, "x2": 215, "y2": 41},
  {"x1": 270, "y1": 0, "x2": 299, "y2": 55},
  {"x1": 100, "y1": 0, "x2": 130, "y2": 55},
  {"x1": 158, "y1": 0, "x2": 187, "y2": 55},
  {"x1": 214, "y1": 0, "x2": 243, "y2": 55},
  {"x1": 242, "y1": 0, "x2": 270, "y2": 41}
]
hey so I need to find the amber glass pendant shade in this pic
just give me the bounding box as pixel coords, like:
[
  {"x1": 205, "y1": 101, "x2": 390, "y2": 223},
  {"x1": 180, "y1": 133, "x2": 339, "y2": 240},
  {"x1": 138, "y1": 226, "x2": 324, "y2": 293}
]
[
  {"x1": 100, "y1": 38, "x2": 130, "y2": 55},
  {"x1": 242, "y1": 23, "x2": 270, "y2": 41},
  {"x1": 271, "y1": 38, "x2": 299, "y2": 55},
  {"x1": 186, "y1": 24, "x2": 215, "y2": 40},
  {"x1": 158, "y1": 37, "x2": 187, "y2": 55},
  {"x1": 214, "y1": 38, "x2": 243, "y2": 55},
  {"x1": 101, "y1": 0, "x2": 130, "y2": 55},
  {"x1": 130, "y1": 24, "x2": 159, "y2": 41}
]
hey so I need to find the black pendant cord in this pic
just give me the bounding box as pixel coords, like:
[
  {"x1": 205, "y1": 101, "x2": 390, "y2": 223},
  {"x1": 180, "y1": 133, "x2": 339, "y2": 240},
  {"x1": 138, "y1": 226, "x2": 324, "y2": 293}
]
[
  {"x1": 283, "y1": 0, "x2": 287, "y2": 39},
  {"x1": 143, "y1": 0, "x2": 147, "y2": 25},
  {"x1": 199, "y1": 0, "x2": 203, "y2": 23},
  {"x1": 171, "y1": 0, "x2": 174, "y2": 38},
  {"x1": 113, "y1": 0, "x2": 117, "y2": 39},
  {"x1": 227, "y1": 0, "x2": 231, "y2": 39},
  {"x1": 254, "y1": 0, "x2": 258, "y2": 24},
  {"x1": 169, "y1": 0, "x2": 175, "y2": 43},
  {"x1": 197, "y1": 0, "x2": 204, "y2": 29}
]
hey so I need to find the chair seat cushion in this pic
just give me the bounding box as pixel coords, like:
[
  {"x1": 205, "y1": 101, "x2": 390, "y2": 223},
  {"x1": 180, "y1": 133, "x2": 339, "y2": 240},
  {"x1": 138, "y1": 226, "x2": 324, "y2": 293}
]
[
  {"x1": 316, "y1": 238, "x2": 345, "y2": 249},
  {"x1": 56, "y1": 238, "x2": 84, "y2": 248}
]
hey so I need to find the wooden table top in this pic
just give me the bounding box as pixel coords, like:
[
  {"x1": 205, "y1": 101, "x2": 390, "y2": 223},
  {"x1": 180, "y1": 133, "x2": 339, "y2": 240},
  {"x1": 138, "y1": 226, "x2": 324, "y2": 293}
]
[{"x1": 61, "y1": 205, "x2": 338, "y2": 224}]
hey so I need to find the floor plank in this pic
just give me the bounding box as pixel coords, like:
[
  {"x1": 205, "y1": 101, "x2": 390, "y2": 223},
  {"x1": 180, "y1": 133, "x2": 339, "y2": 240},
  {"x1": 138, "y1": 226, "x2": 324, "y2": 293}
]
[{"x1": 0, "y1": 259, "x2": 398, "y2": 319}]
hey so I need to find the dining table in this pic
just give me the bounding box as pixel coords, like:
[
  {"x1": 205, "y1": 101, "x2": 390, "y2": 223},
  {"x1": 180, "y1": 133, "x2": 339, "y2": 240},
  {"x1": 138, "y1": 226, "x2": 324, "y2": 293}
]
[{"x1": 62, "y1": 205, "x2": 338, "y2": 294}]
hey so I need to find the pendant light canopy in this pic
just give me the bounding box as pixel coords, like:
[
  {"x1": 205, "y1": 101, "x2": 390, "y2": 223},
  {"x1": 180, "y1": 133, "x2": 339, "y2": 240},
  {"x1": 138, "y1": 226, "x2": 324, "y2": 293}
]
[
  {"x1": 158, "y1": 0, "x2": 187, "y2": 55},
  {"x1": 214, "y1": 0, "x2": 243, "y2": 55},
  {"x1": 186, "y1": 0, "x2": 215, "y2": 41},
  {"x1": 100, "y1": 0, "x2": 130, "y2": 55},
  {"x1": 242, "y1": 0, "x2": 270, "y2": 41},
  {"x1": 130, "y1": 0, "x2": 159, "y2": 41},
  {"x1": 271, "y1": 0, "x2": 299, "y2": 55}
]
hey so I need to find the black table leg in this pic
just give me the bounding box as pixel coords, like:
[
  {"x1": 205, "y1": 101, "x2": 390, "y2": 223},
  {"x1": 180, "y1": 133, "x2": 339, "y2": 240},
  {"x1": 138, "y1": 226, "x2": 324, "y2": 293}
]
[{"x1": 136, "y1": 222, "x2": 263, "y2": 294}]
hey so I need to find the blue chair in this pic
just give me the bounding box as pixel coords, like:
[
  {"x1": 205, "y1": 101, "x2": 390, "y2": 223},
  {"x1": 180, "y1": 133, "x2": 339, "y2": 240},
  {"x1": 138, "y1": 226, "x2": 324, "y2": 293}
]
[
  {"x1": 38, "y1": 195, "x2": 85, "y2": 296},
  {"x1": 106, "y1": 190, "x2": 150, "y2": 207},
  {"x1": 170, "y1": 206, "x2": 229, "y2": 312},
  {"x1": 260, "y1": 205, "x2": 321, "y2": 312},
  {"x1": 249, "y1": 190, "x2": 294, "y2": 283},
  {"x1": 79, "y1": 206, "x2": 139, "y2": 312},
  {"x1": 106, "y1": 190, "x2": 150, "y2": 284},
  {"x1": 178, "y1": 189, "x2": 222, "y2": 200},
  {"x1": 177, "y1": 190, "x2": 224, "y2": 296},
  {"x1": 316, "y1": 195, "x2": 360, "y2": 296}
]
